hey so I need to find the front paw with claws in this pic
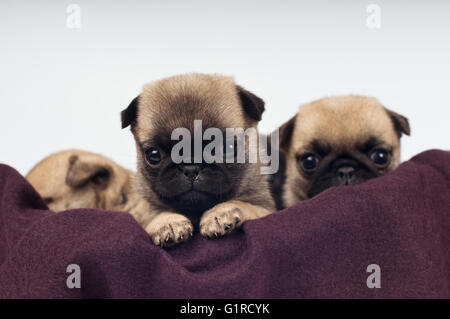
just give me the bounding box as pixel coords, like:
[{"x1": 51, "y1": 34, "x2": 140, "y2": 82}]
[
  {"x1": 145, "y1": 213, "x2": 193, "y2": 247},
  {"x1": 199, "y1": 202, "x2": 243, "y2": 238}
]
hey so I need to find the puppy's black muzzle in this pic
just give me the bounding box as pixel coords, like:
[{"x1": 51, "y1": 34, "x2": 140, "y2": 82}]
[{"x1": 307, "y1": 155, "x2": 378, "y2": 198}]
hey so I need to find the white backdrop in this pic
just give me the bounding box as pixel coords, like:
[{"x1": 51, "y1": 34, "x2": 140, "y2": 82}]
[{"x1": 1, "y1": 0, "x2": 449, "y2": 175}]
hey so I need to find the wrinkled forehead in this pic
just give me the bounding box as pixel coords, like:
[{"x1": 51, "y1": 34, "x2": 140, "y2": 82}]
[
  {"x1": 135, "y1": 78, "x2": 246, "y2": 143},
  {"x1": 292, "y1": 98, "x2": 399, "y2": 152}
]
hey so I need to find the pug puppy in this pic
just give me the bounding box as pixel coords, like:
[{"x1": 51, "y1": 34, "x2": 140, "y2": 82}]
[
  {"x1": 121, "y1": 73, "x2": 275, "y2": 247},
  {"x1": 278, "y1": 95, "x2": 410, "y2": 208},
  {"x1": 26, "y1": 150, "x2": 153, "y2": 226}
]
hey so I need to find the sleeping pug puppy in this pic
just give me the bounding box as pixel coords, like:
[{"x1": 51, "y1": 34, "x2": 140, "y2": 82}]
[
  {"x1": 26, "y1": 150, "x2": 153, "y2": 226},
  {"x1": 121, "y1": 73, "x2": 275, "y2": 247},
  {"x1": 277, "y1": 95, "x2": 410, "y2": 208}
]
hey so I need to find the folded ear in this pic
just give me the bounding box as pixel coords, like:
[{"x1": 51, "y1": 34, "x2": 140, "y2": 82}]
[
  {"x1": 236, "y1": 85, "x2": 265, "y2": 122},
  {"x1": 65, "y1": 155, "x2": 112, "y2": 189},
  {"x1": 385, "y1": 108, "x2": 410, "y2": 137},
  {"x1": 121, "y1": 95, "x2": 140, "y2": 129},
  {"x1": 279, "y1": 114, "x2": 297, "y2": 152}
]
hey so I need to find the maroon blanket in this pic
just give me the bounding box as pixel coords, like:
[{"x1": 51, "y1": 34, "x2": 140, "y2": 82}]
[{"x1": 0, "y1": 150, "x2": 449, "y2": 298}]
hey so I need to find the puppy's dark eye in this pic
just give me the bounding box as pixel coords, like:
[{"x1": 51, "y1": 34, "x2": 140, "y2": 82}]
[
  {"x1": 300, "y1": 153, "x2": 319, "y2": 171},
  {"x1": 226, "y1": 142, "x2": 236, "y2": 157},
  {"x1": 224, "y1": 139, "x2": 238, "y2": 160},
  {"x1": 370, "y1": 149, "x2": 390, "y2": 167},
  {"x1": 145, "y1": 147, "x2": 163, "y2": 166}
]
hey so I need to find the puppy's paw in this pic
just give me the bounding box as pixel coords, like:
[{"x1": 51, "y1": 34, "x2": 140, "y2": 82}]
[
  {"x1": 145, "y1": 213, "x2": 193, "y2": 248},
  {"x1": 200, "y1": 202, "x2": 243, "y2": 238}
]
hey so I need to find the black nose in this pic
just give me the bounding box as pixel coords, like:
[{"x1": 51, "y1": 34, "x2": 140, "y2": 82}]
[
  {"x1": 337, "y1": 166, "x2": 355, "y2": 185},
  {"x1": 181, "y1": 165, "x2": 201, "y2": 180}
]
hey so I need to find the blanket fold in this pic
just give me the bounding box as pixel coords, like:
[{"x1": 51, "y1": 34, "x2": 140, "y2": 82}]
[{"x1": 0, "y1": 150, "x2": 449, "y2": 298}]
